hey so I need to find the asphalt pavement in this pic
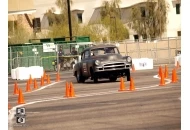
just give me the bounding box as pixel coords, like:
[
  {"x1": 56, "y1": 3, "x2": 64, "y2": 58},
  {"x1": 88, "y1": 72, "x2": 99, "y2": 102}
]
[{"x1": 8, "y1": 65, "x2": 181, "y2": 130}]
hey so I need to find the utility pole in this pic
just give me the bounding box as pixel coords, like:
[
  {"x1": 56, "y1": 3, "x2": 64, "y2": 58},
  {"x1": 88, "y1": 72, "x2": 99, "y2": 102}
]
[{"x1": 67, "y1": 0, "x2": 72, "y2": 41}]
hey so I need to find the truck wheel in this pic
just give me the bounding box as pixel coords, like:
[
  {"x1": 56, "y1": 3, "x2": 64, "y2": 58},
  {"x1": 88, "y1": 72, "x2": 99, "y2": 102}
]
[
  {"x1": 94, "y1": 76, "x2": 98, "y2": 83},
  {"x1": 90, "y1": 68, "x2": 98, "y2": 83},
  {"x1": 76, "y1": 71, "x2": 85, "y2": 83},
  {"x1": 126, "y1": 69, "x2": 131, "y2": 81},
  {"x1": 109, "y1": 76, "x2": 117, "y2": 82}
]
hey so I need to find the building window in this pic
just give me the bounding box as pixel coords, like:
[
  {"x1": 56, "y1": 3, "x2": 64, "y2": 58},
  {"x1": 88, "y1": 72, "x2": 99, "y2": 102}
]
[
  {"x1": 77, "y1": 13, "x2": 83, "y2": 23},
  {"x1": 134, "y1": 35, "x2": 139, "y2": 42},
  {"x1": 140, "y1": 7, "x2": 146, "y2": 17},
  {"x1": 176, "y1": 4, "x2": 180, "y2": 14},
  {"x1": 177, "y1": 31, "x2": 181, "y2": 36}
]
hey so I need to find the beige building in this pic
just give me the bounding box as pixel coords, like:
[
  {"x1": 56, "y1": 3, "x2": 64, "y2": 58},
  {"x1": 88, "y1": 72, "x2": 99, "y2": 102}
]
[
  {"x1": 8, "y1": 0, "x2": 37, "y2": 37},
  {"x1": 9, "y1": 0, "x2": 181, "y2": 41}
]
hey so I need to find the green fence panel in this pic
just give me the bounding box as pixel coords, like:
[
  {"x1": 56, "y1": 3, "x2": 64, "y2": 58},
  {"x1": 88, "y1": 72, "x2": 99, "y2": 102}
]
[
  {"x1": 53, "y1": 37, "x2": 66, "y2": 42},
  {"x1": 40, "y1": 38, "x2": 52, "y2": 43},
  {"x1": 76, "y1": 36, "x2": 90, "y2": 42}
]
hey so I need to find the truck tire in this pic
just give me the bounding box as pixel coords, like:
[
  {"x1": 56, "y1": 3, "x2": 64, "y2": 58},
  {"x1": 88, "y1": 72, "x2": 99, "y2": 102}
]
[
  {"x1": 126, "y1": 69, "x2": 131, "y2": 81},
  {"x1": 76, "y1": 71, "x2": 85, "y2": 83},
  {"x1": 90, "y1": 68, "x2": 98, "y2": 83},
  {"x1": 109, "y1": 76, "x2": 117, "y2": 82},
  {"x1": 93, "y1": 76, "x2": 98, "y2": 83}
]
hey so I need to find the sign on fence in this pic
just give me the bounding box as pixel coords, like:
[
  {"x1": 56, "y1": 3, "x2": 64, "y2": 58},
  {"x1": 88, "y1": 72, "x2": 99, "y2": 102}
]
[
  {"x1": 132, "y1": 58, "x2": 153, "y2": 70},
  {"x1": 43, "y1": 43, "x2": 57, "y2": 52}
]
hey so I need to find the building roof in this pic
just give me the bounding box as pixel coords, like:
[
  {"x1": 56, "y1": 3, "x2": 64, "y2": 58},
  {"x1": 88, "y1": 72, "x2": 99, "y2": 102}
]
[
  {"x1": 93, "y1": 0, "x2": 147, "y2": 9},
  {"x1": 8, "y1": 9, "x2": 36, "y2": 15}
]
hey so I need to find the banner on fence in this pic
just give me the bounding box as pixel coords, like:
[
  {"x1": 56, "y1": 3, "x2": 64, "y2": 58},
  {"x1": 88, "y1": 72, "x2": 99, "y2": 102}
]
[
  {"x1": 43, "y1": 43, "x2": 57, "y2": 52},
  {"x1": 132, "y1": 58, "x2": 153, "y2": 70}
]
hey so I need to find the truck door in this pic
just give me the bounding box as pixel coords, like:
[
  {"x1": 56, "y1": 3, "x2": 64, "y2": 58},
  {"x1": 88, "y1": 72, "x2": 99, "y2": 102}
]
[{"x1": 81, "y1": 50, "x2": 90, "y2": 77}]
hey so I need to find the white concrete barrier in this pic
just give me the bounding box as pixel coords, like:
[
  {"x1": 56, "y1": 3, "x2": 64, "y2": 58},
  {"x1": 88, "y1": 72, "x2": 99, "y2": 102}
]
[
  {"x1": 11, "y1": 69, "x2": 17, "y2": 79},
  {"x1": 15, "y1": 67, "x2": 30, "y2": 80},
  {"x1": 132, "y1": 58, "x2": 153, "y2": 70},
  {"x1": 28, "y1": 66, "x2": 44, "y2": 79},
  {"x1": 11, "y1": 66, "x2": 44, "y2": 80},
  {"x1": 174, "y1": 55, "x2": 181, "y2": 66}
]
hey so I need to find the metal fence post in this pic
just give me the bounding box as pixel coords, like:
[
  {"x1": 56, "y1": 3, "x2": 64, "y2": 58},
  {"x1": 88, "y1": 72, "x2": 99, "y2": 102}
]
[
  {"x1": 56, "y1": 44, "x2": 59, "y2": 73},
  {"x1": 146, "y1": 41, "x2": 148, "y2": 58},
  {"x1": 16, "y1": 51, "x2": 19, "y2": 67},
  {"x1": 168, "y1": 37, "x2": 171, "y2": 64},
  {"x1": 136, "y1": 41, "x2": 141, "y2": 58},
  {"x1": 155, "y1": 40, "x2": 158, "y2": 64},
  {"x1": 176, "y1": 37, "x2": 178, "y2": 53},
  {"x1": 10, "y1": 47, "x2": 12, "y2": 70}
]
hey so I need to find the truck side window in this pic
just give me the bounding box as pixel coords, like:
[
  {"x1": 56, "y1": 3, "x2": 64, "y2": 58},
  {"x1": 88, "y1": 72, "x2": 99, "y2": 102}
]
[{"x1": 84, "y1": 51, "x2": 90, "y2": 59}]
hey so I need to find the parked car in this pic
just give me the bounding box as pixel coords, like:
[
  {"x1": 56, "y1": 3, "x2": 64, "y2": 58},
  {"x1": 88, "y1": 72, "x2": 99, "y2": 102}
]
[{"x1": 73, "y1": 44, "x2": 132, "y2": 83}]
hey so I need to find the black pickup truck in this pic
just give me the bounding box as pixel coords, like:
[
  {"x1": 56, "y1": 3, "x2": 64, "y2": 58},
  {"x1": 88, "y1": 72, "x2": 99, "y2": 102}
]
[{"x1": 73, "y1": 44, "x2": 132, "y2": 83}]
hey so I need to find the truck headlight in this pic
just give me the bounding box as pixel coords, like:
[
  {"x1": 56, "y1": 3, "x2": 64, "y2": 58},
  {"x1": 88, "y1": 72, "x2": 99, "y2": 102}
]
[
  {"x1": 95, "y1": 60, "x2": 101, "y2": 65},
  {"x1": 127, "y1": 57, "x2": 132, "y2": 62}
]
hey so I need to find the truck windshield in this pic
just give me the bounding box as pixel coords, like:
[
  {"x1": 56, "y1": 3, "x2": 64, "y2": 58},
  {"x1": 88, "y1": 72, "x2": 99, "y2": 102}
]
[{"x1": 91, "y1": 47, "x2": 119, "y2": 56}]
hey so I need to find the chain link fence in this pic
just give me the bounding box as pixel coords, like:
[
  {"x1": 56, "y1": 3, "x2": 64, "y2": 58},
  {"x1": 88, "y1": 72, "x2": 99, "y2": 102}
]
[
  {"x1": 8, "y1": 37, "x2": 181, "y2": 74},
  {"x1": 110, "y1": 37, "x2": 181, "y2": 65},
  {"x1": 8, "y1": 42, "x2": 91, "y2": 74}
]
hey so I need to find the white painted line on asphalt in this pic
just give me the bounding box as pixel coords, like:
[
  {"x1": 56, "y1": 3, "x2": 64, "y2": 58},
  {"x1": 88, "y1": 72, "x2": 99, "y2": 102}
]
[
  {"x1": 8, "y1": 74, "x2": 173, "y2": 129},
  {"x1": 8, "y1": 81, "x2": 66, "y2": 130},
  {"x1": 22, "y1": 81, "x2": 65, "y2": 94}
]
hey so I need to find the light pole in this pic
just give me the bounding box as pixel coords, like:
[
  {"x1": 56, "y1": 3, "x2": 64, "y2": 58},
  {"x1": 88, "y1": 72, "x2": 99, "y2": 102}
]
[{"x1": 67, "y1": 0, "x2": 72, "y2": 41}]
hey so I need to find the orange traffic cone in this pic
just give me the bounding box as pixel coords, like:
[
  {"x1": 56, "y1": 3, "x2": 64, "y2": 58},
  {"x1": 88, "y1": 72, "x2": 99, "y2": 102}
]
[
  {"x1": 34, "y1": 79, "x2": 38, "y2": 89},
  {"x1": 118, "y1": 77, "x2": 126, "y2": 91},
  {"x1": 64, "y1": 82, "x2": 70, "y2": 97},
  {"x1": 43, "y1": 71, "x2": 47, "y2": 80},
  {"x1": 18, "y1": 88, "x2": 25, "y2": 104},
  {"x1": 13, "y1": 81, "x2": 19, "y2": 95},
  {"x1": 41, "y1": 76, "x2": 44, "y2": 86},
  {"x1": 56, "y1": 73, "x2": 60, "y2": 82},
  {"x1": 164, "y1": 65, "x2": 169, "y2": 78},
  {"x1": 47, "y1": 75, "x2": 51, "y2": 84},
  {"x1": 69, "y1": 82, "x2": 75, "y2": 97},
  {"x1": 159, "y1": 72, "x2": 165, "y2": 86},
  {"x1": 26, "y1": 80, "x2": 31, "y2": 92},
  {"x1": 129, "y1": 77, "x2": 135, "y2": 91},
  {"x1": 171, "y1": 68, "x2": 177, "y2": 83},
  {"x1": 132, "y1": 64, "x2": 135, "y2": 72},
  {"x1": 29, "y1": 74, "x2": 32, "y2": 84},
  {"x1": 158, "y1": 65, "x2": 163, "y2": 77}
]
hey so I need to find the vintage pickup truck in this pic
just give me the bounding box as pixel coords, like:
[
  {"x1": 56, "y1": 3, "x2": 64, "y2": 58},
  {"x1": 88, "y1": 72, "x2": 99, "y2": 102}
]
[{"x1": 73, "y1": 44, "x2": 132, "y2": 83}]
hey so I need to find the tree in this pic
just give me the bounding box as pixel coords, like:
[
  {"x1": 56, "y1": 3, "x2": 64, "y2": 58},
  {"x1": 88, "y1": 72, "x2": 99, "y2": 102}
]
[
  {"x1": 8, "y1": 24, "x2": 33, "y2": 44},
  {"x1": 55, "y1": 0, "x2": 73, "y2": 23},
  {"x1": 100, "y1": 0, "x2": 121, "y2": 19},
  {"x1": 100, "y1": 0, "x2": 129, "y2": 41},
  {"x1": 45, "y1": 7, "x2": 64, "y2": 26},
  {"x1": 130, "y1": 0, "x2": 169, "y2": 40},
  {"x1": 46, "y1": 0, "x2": 80, "y2": 38}
]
